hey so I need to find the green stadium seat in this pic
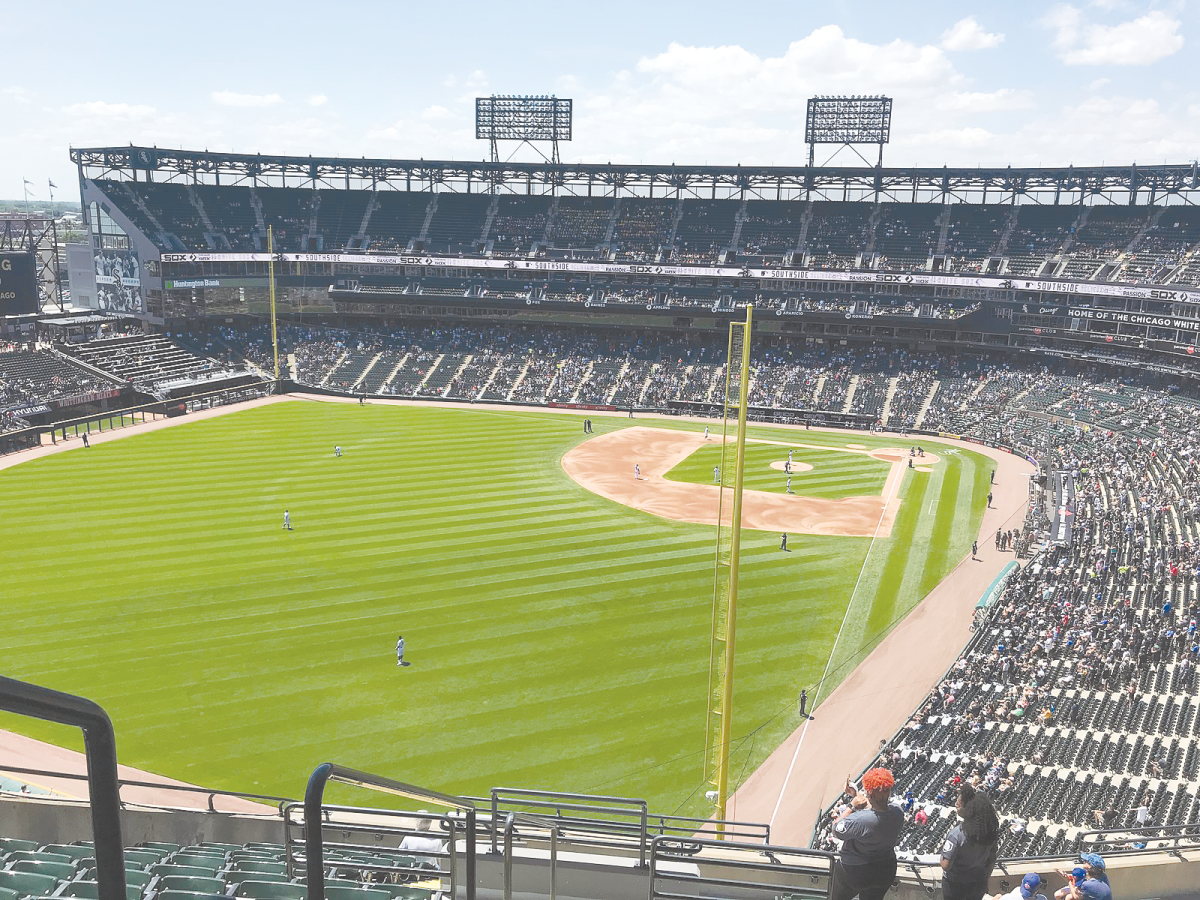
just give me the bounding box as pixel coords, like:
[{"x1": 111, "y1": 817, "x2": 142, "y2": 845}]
[
  {"x1": 4, "y1": 854, "x2": 72, "y2": 867},
  {"x1": 138, "y1": 845, "x2": 180, "y2": 855},
  {"x1": 56, "y1": 879, "x2": 143, "y2": 900},
  {"x1": 152, "y1": 866, "x2": 220, "y2": 880},
  {"x1": 0, "y1": 886, "x2": 19, "y2": 900},
  {"x1": 123, "y1": 872, "x2": 152, "y2": 892},
  {"x1": 154, "y1": 892, "x2": 228, "y2": 900},
  {"x1": 371, "y1": 888, "x2": 431, "y2": 900},
  {"x1": 9, "y1": 862, "x2": 76, "y2": 882},
  {"x1": 224, "y1": 873, "x2": 289, "y2": 888},
  {"x1": 232, "y1": 882, "x2": 305, "y2": 900},
  {"x1": 0, "y1": 841, "x2": 37, "y2": 856},
  {"x1": 196, "y1": 846, "x2": 241, "y2": 854},
  {"x1": 0, "y1": 871, "x2": 63, "y2": 899},
  {"x1": 168, "y1": 858, "x2": 223, "y2": 872},
  {"x1": 38, "y1": 847, "x2": 93, "y2": 863},
  {"x1": 124, "y1": 852, "x2": 168, "y2": 869},
  {"x1": 322, "y1": 888, "x2": 389, "y2": 900},
  {"x1": 154, "y1": 877, "x2": 226, "y2": 896},
  {"x1": 241, "y1": 848, "x2": 282, "y2": 855},
  {"x1": 223, "y1": 863, "x2": 286, "y2": 878},
  {"x1": 225, "y1": 855, "x2": 280, "y2": 865}
]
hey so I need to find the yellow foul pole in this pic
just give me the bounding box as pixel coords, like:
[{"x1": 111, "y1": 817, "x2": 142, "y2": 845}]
[
  {"x1": 268, "y1": 225, "x2": 280, "y2": 381},
  {"x1": 704, "y1": 305, "x2": 753, "y2": 831}
]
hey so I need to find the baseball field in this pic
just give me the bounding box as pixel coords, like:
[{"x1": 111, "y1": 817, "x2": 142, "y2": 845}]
[{"x1": 0, "y1": 400, "x2": 990, "y2": 816}]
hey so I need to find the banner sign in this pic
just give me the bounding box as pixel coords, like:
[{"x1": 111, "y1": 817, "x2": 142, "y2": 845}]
[
  {"x1": 52, "y1": 388, "x2": 122, "y2": 409},
  {"x1": 158, "y1": 251, "x2": 1200, "y2": 303},
  {"x1": 4, "y1": 403, "x2": 50, "y2": 417},
  {"x1": 1067, "y1": 307, "x2": 1200, "y2": 332},
  {"x1": 0, "y1": 251, "x2": 38, "y2": 315},
  {"x1": 1050, "y1": 471, "x2": 1076, "y2": 546}
]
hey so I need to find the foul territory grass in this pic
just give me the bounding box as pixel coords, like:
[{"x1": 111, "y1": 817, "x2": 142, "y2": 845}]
[{"x1": 0, "y1": 403, "x2": 988, "y2": 816}]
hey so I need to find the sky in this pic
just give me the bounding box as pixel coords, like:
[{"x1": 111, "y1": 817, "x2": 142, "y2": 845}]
[{"x1": 2, "y1": 0, "x2": 1198, "y2": 204}]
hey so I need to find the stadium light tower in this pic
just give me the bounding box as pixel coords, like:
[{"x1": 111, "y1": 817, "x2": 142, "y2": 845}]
[
  {"x1": 475, "y1": 95, "x2": 572, "y2": 164},
  {"x1": 805, "y1": 95, "x2": 892, "y2": 167}
]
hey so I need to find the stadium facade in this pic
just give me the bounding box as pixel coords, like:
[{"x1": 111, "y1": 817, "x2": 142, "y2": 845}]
[{"x1": 68, "y1": 147, "x2": 1200, "y2": 382}]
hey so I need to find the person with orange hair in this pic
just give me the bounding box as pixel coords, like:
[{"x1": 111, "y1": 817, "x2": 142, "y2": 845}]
[{"x1": 830, "y1": 767, "x2": 903, "y2": 900}]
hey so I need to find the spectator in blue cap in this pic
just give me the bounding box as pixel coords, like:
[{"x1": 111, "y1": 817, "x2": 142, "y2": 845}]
[
  {"x1": 1078, "y1": 854, "x2": 1108, "y2": 885},
  {"x1": 990, "y1": 873, "x2": 1046, "y2": 900}
]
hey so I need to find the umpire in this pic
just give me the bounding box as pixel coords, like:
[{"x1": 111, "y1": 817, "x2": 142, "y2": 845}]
[{"x1": 829, "y1": 767, "x2": 903, "y2": 900}]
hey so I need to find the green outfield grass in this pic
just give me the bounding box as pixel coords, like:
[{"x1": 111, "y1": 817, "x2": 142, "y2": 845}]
[
  {"x1": 0, "y1": 403, "x2": 989, "y2": 815},
  {"x1": 664, "y1": 442, "x2": 891, "y2": 499}
]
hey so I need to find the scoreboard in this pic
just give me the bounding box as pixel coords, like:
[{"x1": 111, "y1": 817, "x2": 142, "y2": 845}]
[{"x1": 0, "y1": 251, "x2": 38, "y2": 315}]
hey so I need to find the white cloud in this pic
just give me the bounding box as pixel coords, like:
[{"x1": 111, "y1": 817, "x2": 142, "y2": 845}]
[
  {"x1": 1044, "y1": 6, "x2": 1183, "y2": 65},
  {"x1": 1089, "y1": 77, "x2": 1111, "y2": 90},
  {"x1": 61, "y1": 100, "x2": 155, "y2": 119},
  {"x1": 940, "y1": 17, "x2": 1005, "y2": 51},
  {"x1": 307, "y1": 94, "x2": 328, "y2": 107},
  {"x1": 2, "y1": 86, "x2": 32, "y2": 105},
  {"x1": 211, "y1": 91, "x2": 284, "y2": 108},
  {"x1": 421, "y1": 105, "x2": 451, "y2": 120},
  {"x1": 935, "y1": 89, "x2": 1034, "y2": 112},
  {"x1": 567, "y1": 28, "x2": 968, "y2": 165}
]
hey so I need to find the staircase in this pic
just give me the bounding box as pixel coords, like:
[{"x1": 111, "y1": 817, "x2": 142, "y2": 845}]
[
  {"x1": 542, "y1": 198, "x2": 560, "y2": 246},
  {"x1": 352, "y1": 193, "x2": 378, "y2": 247},
  {"x1": 418, "y1": 354, "x2": 445, "y2": 391},
  {"x1": 378, "y1": 353, "x2": 411, "y2": 393},
  {"x1": 506, "y1": 361, "x2": 532, "y2": 402},
  {"x1": 863, "y1": 204, "x2": 883, "y2": 259},
  {"x1": 305, "y1": 190, "x2": 321, "y2": 248},
  {"x1": 417, "y1": 195, "x2": 438, "y2": 245},
  {"x1": 703, "y1": 366, "x2": 725, "y2": 403},
  {"x1": 249, "y1": 188, "x2": 267, "y2": 245},
  {"x1": 636, "y1": 364, "x2": 660, "y2": 406},
  {"x1": 601, "y1": 199, "x2": 622, "y2": 253},
  {"x1": 351, "y1": 353, "x2": 382, "y2": 390},
  {"x1": 606, "y1": 360, "x2": 631, "y2": 404},
  {"x1": 478, "y1": 360, "x2": 503, "y2": 400},
  {"x1": 320, "y1": 351, "x2": 350, "y2": 387},
  {"x1": 795, "y1": 200, "x2": 815, "y2": 256},
  {"x1": 663, "y1": 198, "x2": 684, "y2": 257},
  {"x1": 1061, "y1": 207, "x2": 1091, "y2": 254},
  {"x1": 569, "y1": 362, "x2": 595, "y2": 403},
  {"x1": 728, "y1": 198, "x2": 748, "y2": 254},
  {"x1": 935, "y1": 204, "x2": 952, "y2": 254},
  {"x1": 880, "y1": 377, "x2": 899, "y2": 425},
  {"x1": 842, "y1": 374, "x2": 860, "y2": 414},
  {"x1": 813, "y1": 373, "x2": 826, "y2": 406},
  {"x1": 445, "y1": 354, "x2": 474, "y2": 397},
  {"x1": 913, "y1": 380, "x2": 940, "y2": 429},
  {"x1": 479, "y1": 197, "x2": 500, "y2": 244},
  {"x1": 186, "y1": 185, "x2": 215, "y2": 232}
]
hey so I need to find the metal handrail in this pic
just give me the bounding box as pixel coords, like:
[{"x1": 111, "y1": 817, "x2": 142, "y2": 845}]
[
  {"x1": 1076, "y1": 821, "x2": 1200, "y2": 856},
  {"x1": 303, "y1": 763, "x2": 476, "y2": 900},
  {"x1": 500, "y1": 811, "x2": 561, "y2": 900},
  {"x1": 0, "y1": 763, "x2": 292, "y2": 813},
  {"x1": 0, "y1": 676, "x2": 127, "y2": 900},
  {"x1": 491, "y1": 787, "x2": 649, "y2": 865},
  {"x1": 649, "y1": 834, "x2": 835, "y2": 900}
]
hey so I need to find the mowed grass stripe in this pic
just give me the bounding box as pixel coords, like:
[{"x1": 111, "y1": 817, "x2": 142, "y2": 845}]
[{"x1": 0, "y1": 403, "x2": 989, "y2": 816}]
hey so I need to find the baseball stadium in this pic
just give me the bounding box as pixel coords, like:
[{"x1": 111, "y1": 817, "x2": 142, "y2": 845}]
[{"x1": 3, "y1": 94, "x2": 1200, "y2": 900}]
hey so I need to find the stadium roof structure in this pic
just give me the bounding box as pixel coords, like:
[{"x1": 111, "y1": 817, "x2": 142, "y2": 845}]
[{"x1": 71, "y1": 146, "x2": 1200, "y2": 206}]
